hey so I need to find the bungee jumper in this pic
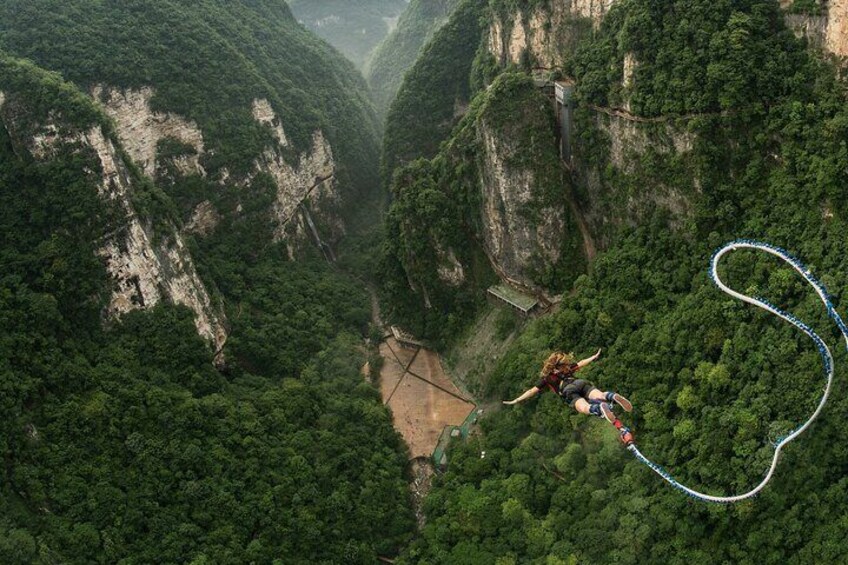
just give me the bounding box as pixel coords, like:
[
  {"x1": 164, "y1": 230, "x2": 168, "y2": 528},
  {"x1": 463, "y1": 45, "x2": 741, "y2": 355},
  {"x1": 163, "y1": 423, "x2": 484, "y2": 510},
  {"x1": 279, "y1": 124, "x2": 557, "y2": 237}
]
[
  {"x1": 503, "y1": 349, "x2": 635, "y2": 445},
  {"x1": 500, "y1": 241, "x2": 845, "y2": 504}
]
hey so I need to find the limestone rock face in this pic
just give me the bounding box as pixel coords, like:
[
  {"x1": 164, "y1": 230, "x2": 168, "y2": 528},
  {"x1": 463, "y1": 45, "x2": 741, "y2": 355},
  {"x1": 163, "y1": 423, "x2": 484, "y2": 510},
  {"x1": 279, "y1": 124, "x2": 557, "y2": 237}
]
[
  {"x1": 1, "y1": 95, "x2": 227, "y2": 354},
  {"x1": 489, "y1": 0, "x2": 615, "y2": 68},
  {"x1": 252, "y1": 98, "x2": 288, "y2": 147},
  {"x1": 93, "y1": 86, "x2": 206, "y2": 178},
  {"x1": 577, "y1": 112, "x2": 696, "y2": 248},
  {"x1": 826, "y1": 0, "x2": 848, "y2": 56},
  {"x1": 781, "y1": 0, "x2": 848, "y2": 58},
  {"x1": 247, "y1": 99, "x2": 341, "y2": 252},
  {"x1": 80, "y1": 127, "x2": 227, "y2": 353},
  {"x1": 436, "y1": 247, "x2": 465, "y2": 286},
  {"x1": 185, "y1": 200, "x2": 221, "y2": 237},
  {"x1": 478, "y1": 126, "x2": 564, "y2": 289}
]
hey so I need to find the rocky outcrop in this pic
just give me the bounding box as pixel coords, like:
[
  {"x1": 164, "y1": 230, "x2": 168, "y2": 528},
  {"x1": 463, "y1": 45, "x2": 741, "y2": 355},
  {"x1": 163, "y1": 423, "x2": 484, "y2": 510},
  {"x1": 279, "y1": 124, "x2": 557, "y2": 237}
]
[
  {"x1": 489, "y1": 0, "x2": 615, "y2": 68},
  {"x1": 826, "y1": 0, "x2": 848, "y2": 56},
  {"x1": 248, "y1": 99, "x2": 340, "y2": 252},
  {"x1": 478, "y1": 127, "x2": 564, "y2": 289},
  {"x1": 252, "y1": 98, "x2": 288, "y2": 148},
  {"x1": 781, "y1": 0, "x2": 848, "y2": 58},
  {"x1": 80, "y1": 127, "x2": 227, "y2": 353},
  {"x1": 436, "y1": 247, "x2": 465, "y2": 286},
  {"x1": 93, "y1": 86, "x2": 206, "y2": 178},
  {"x1": 184, "y1": 200, "x2": 221, "y2": 237},
  {"x1": 1, "y1": 95, "x2": 227, "y2": 353},
  {"x1": 572, "y1": 0, "x2": 615, "y2": 22}
]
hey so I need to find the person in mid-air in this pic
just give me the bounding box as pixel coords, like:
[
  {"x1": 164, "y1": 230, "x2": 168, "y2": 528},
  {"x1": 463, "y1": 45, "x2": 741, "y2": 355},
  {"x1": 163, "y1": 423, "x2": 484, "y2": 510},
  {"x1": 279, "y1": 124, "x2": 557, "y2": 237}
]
[{"x1": 503, "y1": 349, "x2": 634, "y2": 444}]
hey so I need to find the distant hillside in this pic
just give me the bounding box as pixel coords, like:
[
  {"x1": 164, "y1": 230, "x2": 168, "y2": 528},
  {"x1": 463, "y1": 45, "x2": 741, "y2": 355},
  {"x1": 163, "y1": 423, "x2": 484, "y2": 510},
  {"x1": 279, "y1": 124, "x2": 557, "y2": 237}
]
[
  {"x1": 366, "y1": 0, "x2": 460, "y2": 119},
  {"x1": 381, "y1": 0, "x2": 485, "y2": 188},
  {"x1": 288, "y1": 0, "x2": 408, "y2": 70}
]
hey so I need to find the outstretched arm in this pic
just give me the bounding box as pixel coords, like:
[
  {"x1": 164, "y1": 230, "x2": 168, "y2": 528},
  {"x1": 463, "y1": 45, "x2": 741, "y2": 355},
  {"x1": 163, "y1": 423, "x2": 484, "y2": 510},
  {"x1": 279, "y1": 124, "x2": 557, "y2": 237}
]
[
  {"x1": 503, "y1": 386, "x2": 541, "y2": 405},
  {"x1": 576, "y1": 348, "x2": 602, "y2": 369}
]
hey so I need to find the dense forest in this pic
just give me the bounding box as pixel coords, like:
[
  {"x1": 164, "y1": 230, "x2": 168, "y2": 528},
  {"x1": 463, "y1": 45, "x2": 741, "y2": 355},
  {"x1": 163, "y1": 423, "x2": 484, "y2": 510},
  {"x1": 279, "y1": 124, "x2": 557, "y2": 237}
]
[
  {"x1": 366, "y1": 0, "x2": 461, "y2": 119},
  {"x1": 4, "y1": 0, "x2": 848, "y2": 562},
  {"x1": 381, "y1": 0, "x2": 486, "y2": 188},
  {"x1": 0, "y1": 1, "x2": 415, "y2": 562},
  {"x1": 382, "y1": 0, "x2": 848, "y2": 563}
]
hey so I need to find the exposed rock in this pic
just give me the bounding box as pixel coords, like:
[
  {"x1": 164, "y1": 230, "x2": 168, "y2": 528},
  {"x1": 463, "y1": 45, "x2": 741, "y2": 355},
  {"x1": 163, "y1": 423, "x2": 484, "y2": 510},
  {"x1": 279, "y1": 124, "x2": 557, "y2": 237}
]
[
  {"x1": 508, "y1": 12, "x2": 527, "y2": 63},
  {"x1": 409, "y1": 458, "x2": 435, "y2": 530},
  {"x1": 81, "y1": 126, "x2": 227, "y2": 352},
  {"x1": 623, "y1": 52, "x2": 637, "y2": 89},
  {"x1": 826, "y1": 0, "x2": 848, "y2": 56},
  {"x1": 781, "y1": 0, "x2": 848, "y2": 58},
  {"x1": 29, "y1": 121, "x2": 61, "y2": 160},
  {"x1": 248, "y1": 100, "x2": 340, "y2": 247},
  {"x1": 1, "y1": 95, "x2": 229, "y2": 351},
  {"x1": 571, "y1": 0, "x2": 615, "y2": 24},
  {"x1": 488, "y1": 18, "x2": 505, "y2": 63},
  {"x1": 184, "y1": 200, "x2": 221, "y2": 236},
  {"x1": 489, "y1": 0, "x2": 615, "y2": 69},
  {"x1": 577, "y1": 112, "x2": 695, "y2": 246},
  {"x1": 0, "y1": 91, "x2": 5, "y2": 109},
  {"x1": 93, "y1": 85, "x2": 206, "y2": 178},
  {"x1": 478, "y1": 127, "x2": 564, "y2": 288},
  {"x1": 252, "y1": 98, "x2": 289, "y2": 147},
  {"x1": 436, "y1": 247, "x2": 465, "y2": 286}
]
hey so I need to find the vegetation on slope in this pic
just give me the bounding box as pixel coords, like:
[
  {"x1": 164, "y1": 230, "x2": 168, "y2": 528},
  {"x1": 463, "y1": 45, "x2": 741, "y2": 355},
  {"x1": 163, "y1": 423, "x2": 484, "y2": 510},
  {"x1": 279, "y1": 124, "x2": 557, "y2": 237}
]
[
  {"x1": 366, "y1": 0, "x2": 461, "y2": 120},
  {"x1": 382, "y1": 72, "x2": 584, "y2": 347},
  {"x1": 381, "y1": 0, "x2": 486, "y2": 186},
  {"x1": 0, "y1": 0, "x2": 381, "y2": 227},
  {"x1": 0, "y1": 32, "x2": 413, "y2": 565},
  {"x1": 396, "y1": 1, "x2": 848, "y2": 563}
]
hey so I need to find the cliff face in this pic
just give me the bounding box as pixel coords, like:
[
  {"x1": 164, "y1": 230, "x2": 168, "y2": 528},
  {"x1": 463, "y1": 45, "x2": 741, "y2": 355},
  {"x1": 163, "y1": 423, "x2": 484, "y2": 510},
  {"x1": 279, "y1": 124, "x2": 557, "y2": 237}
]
[
  {"x1": 0, "y1": 82, "x2": 227, "y2": 353},
  {"x1": 386, "y1": 72, "x2": 585, "y2": 320},
  {"x1": 576, "y1": 111, "x2": 697, "y2": 247},
  {"x1": 0, "y1": 0, "x2": 382, "y2": 265},
  {"x1": 780, "y1": 1, "x2": 848, "y2": 58},
  {"x1": 247, "y1": 99, "x2": 341, "y2": 251},
  {"x1": 477, "y1": 123, "x2": 567, "y2": 291},
  {"x1": 487, "y1": 0, "x2": 614, "y2": 68},
  {"x1": 94, "y1": 86, "x2": 206, "y2": 178},
  {"x1": 94, "y1": 86, "x2": 342, "y2": 256}
]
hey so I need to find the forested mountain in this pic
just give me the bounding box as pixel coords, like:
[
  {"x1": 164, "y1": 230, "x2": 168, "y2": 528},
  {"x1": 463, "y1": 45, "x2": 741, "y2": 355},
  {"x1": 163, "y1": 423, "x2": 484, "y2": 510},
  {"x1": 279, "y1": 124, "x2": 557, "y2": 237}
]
[
  {"x1": 0, "y1": 1, "x2": 415, "y2": 562},
  {"x1": 287, "y1": 0, "x2": 408, "y2": 70},
  {"x1": 378, "y1": 0, "x2": 848, "y2": 562},
  {"x1": 5, "y1": 0, "x2": 848, "y2": 562},
  {"x1": 381, "y1": 0, "x2": 487, "y2": 193},
  {"x1": 366, "y1": 0, "x2": 461, "y2": 119}
]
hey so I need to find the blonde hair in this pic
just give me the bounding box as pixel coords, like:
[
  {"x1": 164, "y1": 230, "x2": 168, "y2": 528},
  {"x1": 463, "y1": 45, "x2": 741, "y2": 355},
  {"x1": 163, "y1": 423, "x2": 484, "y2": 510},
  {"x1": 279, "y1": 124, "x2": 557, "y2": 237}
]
[{"x1": 540, "y1": 351, "x2": 575, "y2": 377}]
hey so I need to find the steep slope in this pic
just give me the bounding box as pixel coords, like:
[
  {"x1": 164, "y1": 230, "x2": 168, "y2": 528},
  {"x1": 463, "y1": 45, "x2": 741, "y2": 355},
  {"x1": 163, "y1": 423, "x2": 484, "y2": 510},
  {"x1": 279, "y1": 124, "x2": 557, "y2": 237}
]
[
  {"x1": 383, "y1": 73, "x2": 585, "y2": 344},
  {"x1": 0, "y1": 0, "x2": 381, "y2": 257},
  {"x1": 393, "y1": 0, "x2": 848, "y2": 563},
  {"x1": 0, "y1": 2, "x2": 418, "y2": 560},
  {"x1": 287, "y1": 0, "x2": 408, "y2": 70},
  {"x1": 381, "y1": 0, "x2": 487, "y2": 187},
  {"x1": 366, "y1": 0, "x2": 461, "y2": 119},
  {"x1": 0, "y1": 55, "x2": 226, "y2": 352}
]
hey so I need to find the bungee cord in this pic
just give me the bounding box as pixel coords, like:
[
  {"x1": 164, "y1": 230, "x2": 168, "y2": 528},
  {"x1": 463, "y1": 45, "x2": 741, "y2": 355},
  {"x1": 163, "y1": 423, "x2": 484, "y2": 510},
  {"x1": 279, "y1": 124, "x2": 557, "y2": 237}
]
[{"x1": 626, "y1": 240, "x2": 848, "y2": 503}]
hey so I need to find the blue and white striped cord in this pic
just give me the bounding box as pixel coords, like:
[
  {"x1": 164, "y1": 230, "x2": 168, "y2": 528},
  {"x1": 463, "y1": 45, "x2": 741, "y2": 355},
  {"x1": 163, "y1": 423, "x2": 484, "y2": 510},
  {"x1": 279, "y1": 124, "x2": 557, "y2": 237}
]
[{"x1": 626, "y1": 239, "x2": 848, "y2": 503}]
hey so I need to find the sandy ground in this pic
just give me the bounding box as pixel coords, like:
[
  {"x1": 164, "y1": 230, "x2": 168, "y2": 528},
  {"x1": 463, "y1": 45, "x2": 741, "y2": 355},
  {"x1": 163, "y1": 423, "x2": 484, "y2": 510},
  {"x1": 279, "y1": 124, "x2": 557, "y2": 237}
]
[{"x1": 379, "y1": 338, "x2": 475, "y2": 459}]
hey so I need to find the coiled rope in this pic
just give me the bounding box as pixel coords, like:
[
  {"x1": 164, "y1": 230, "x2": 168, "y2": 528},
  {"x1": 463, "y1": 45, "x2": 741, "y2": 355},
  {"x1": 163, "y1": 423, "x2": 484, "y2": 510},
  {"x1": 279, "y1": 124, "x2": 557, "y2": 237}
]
[{"x1": 627, "y1": 239, "x2": 847, "y2": 503}]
